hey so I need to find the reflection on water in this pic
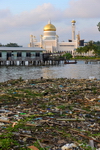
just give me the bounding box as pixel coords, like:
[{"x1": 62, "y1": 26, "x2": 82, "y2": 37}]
[{"x1": 0, "y1": 61, "x2": 100, "y2": 82}]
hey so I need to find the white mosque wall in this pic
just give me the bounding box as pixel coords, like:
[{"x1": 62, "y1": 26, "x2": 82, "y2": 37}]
[
  {"x1": 57, "y1": 42, "x2": 76, "y2": 53},
  {"x1": 43, "y1": 40, "x2": 56, "y2": 46},
  {"x1": 43, "y1": 31, "x2": 56, "y2": 37},
  {"x1": 34, "y1": 42, "x2": 41, "y2": 47}
]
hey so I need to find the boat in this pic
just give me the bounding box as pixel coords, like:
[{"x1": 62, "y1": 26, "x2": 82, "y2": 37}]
[{"x1": 64, "y1": 60, "x2": 77, "y2": 64}]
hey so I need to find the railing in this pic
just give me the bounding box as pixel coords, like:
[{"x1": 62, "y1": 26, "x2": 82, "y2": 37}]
[{"x1": 0, "y1": 57, "x2": 41, "y2": 61}]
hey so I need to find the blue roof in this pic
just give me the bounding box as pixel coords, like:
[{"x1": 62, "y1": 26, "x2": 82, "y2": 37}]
[{"x1": 0, "y1": 47, "x2": 46, "y2": 51}]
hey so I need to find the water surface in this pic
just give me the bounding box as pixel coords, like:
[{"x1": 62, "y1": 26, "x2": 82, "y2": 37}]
[{"x1": 0, "y1": 61, "x2": 100, "y2": 82}]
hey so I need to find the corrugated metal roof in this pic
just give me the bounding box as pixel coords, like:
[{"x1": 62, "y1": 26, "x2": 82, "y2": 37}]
[{"x1": 0, "y1": 47, "x2": 46, "y2": 51}]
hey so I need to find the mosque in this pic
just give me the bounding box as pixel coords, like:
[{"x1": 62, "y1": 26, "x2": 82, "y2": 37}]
[{"x1": 28, "y1": 20, "x2": 84, "y2": 55}]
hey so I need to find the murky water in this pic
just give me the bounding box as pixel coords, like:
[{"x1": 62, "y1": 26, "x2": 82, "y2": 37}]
[{"x1": 0, "y1": 61, "x2": 100, "y2": 82}]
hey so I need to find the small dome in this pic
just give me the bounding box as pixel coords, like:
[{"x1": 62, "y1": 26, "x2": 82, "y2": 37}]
[
  {"x1": 44, "y1": 21, "x2": 56, "y2": 31},
  {"x1": 71, "y1": 20, "x2": 76, "y2": 23}
]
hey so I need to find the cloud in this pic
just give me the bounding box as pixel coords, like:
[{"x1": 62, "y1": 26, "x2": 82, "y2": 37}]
[
  {"x1": 0, "y1": 2, "x2": 100, "y2": 46},
  {"x1": 0, "y1": 9, "x2": 11, "y2": 18},
  {"x1": 0, "y1": 3, "x2": 65, "y2": 46},
  {"x1": 0, "y1": 3, "x2": 64, "y2": 33},
  {"x1": 3, "y1": 3, "x2": 63, "y2": 27},
  {"x1": 0, "y1": 9, "x2": 13, "y2": 32},
  {"x1": 64, "y1": 0, "x2": 100, "y2": 18}
]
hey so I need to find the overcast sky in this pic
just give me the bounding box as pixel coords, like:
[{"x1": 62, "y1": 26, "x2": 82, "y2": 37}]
[{"x1": 0, "y1": 0, "x2": 100, "y2": 47}]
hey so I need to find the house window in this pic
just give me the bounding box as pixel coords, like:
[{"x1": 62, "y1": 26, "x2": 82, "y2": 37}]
[
  {"x1": 7, "y1": 52, "x2": 11, "y2": 60},
  {"x1": 17, "y1": 52, "x2": 22, "y2": 57},
  {"x1": 0, "y1": 52, "x2": 2, "y2": 57},
  {"x1": 7, "y1": 52, "x2": 11, "y2": 57},
  {"x1": 35, "y1": 52, "x2": 40, "y2": 57},
  {"x1": 26, "y1": 52, "x2": 31, "y2": 57}
]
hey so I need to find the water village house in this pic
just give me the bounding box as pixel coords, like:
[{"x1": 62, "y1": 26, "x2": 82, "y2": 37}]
[{"x1": 0, "y1": 47, "x2": 46, "y2": 65}]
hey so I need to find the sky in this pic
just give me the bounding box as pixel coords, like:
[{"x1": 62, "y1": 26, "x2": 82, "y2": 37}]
[{"x1": 0, "y1": 0, "x2": 100, "y2": 47}]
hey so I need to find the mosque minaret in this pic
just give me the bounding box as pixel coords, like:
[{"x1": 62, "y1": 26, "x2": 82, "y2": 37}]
[
  {"x1": 71, "y1": 20, "x2": 76, "y2": 41},
  {"x1": 28, "y1": 20, "x2": 84, "y2": 55}
]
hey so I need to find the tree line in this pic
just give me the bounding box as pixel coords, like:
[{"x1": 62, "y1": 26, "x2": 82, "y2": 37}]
[
  {"x1": 0, "y1": 43, "x2": 21, "y2": 47},
  {"x1": 76, "y1": 40, "x2": 100, "y2": 57}
]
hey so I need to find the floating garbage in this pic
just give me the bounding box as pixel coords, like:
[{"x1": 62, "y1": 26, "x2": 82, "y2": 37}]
[
  {"x1": 59, "y1": 85, "x2": 64, "y2": 88},
  {"x1": 28, "y1": 145, "x2": 39, "y2": 150},
  {"x1": 89, "y1": 76, "x2": 96, "y2": 80},
  {"x1": 0, "y1": 122, "x2": 5, "y2": 126},
  {"x1": 61, "y1": 143, "x2": 77, "y2": 150},
  {"x1": 0, "y1": 78, "x2": 99, "y2": 149}
]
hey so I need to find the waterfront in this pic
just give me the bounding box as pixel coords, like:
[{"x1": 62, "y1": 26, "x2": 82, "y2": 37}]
[{"x1": 0, "y1": 60, "x2": 100, "y2": 82}]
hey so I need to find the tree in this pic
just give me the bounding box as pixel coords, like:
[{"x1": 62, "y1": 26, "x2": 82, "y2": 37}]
[
  {"x1": 76, "y1": 40, "x2": 98, "y2": 57},
  {"x1": 0, "y1": 43, "x2": 2, "y2": 47},
  {"x1": 94, "y1": 41, "x2": 100, "y2": 45},
  {"x1": 93, "y1": 47, "x2": 100, "y2": 57},
  {"x1": 63, "y1": 53, "x2": 72, "y2": 59},
  {"x1": 87, "y1": 41, "x2": 97, "y2": 51},
  {"x1": 5, "y1": 43, "x2": 21, "y2": 47},
  {"x1": 97, "y1": 22, "x2": 100, "y2": 31},
  {"x1": 76, "y1": 47, "x2": 84, "y2": 54},
  {"x1": 0, "y1": 43, "x2": 21, "y2": 47}
]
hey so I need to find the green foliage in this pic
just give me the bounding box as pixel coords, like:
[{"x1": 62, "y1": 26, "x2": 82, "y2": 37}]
[
  {"x1": 0, "y1": 136, "x2": 20, "y2": 150},
  {"x1": 0, "y1": 138, "x2": 13, "y2": 150},
  {"x1": 93, "y1": 46, "x2": 100, "y2": 56},
  {"x1": 57, "y1": 105, "x2": 66, "y2": 110},
  {"x1": 80, "y1": 143, "x2": 93, "y2": 150},
  {"x1": 94, "y1": 41, "x2": 100, "y2": 48},
  {"x1": 5, "y1": 43, "x2": 21, "y2": 47},
  {"x1": 76, "y1": 40, "x2": 99, "y2": 57},
  {"x1": 0, "y1": 42, "x2": 21, "y2": 47},
  {"x1": 19, "y1": 76, "x2": 23, "y2": 81},
  {"x1": 74, "y1": 56, "x2": 96, "y2": 59},
  {"x1": 76, "y1": 46, "x2": 85, "y2": 54},
  {"x1": 34, "y1": 141, "x2": 49, "y2": 150},
  {"x1": 91, "y1": 87, "x2": 97, "y2": 94},
  {"x1": 97, "y1": 22, "x2": 100, "y2": 31},
  {"x1": 34, "y1": 141, "x2": 43, "y2": 150},
  {"x1": 63, "y1": 53, "x2": 72, "y2": 59}
]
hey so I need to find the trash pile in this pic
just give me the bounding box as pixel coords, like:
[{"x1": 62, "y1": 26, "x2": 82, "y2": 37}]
[{"x1": 0, "y1": 78, "x2": 100, "y2": 150}]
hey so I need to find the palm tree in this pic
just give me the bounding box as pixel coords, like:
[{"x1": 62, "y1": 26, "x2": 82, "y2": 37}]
[
  {"x1": 76, "y1": 40, "x2": 99, "y2": 57},
  {"x1": 76, "y1": 47, "x2": 84, "y2": 54}
]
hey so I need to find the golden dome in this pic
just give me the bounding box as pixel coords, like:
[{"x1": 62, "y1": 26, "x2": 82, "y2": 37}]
[
  {"x1": 71, "y1": 20, "x2": 76, "y2": 23},
  {"x1": 44, "y1": 21, "x2": 56, "y2": 31}
]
